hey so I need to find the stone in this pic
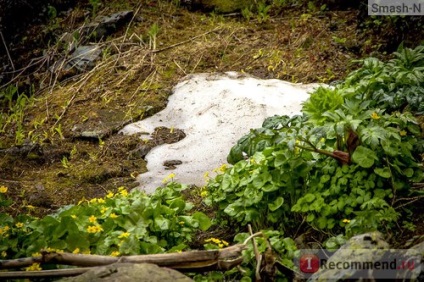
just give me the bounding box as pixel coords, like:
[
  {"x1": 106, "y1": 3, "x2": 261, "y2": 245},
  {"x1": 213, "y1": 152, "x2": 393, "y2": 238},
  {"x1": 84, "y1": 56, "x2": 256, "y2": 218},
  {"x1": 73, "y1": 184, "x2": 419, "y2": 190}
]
[{"x1": 59, "y1": 263, "x2": 193, "y2": 282}]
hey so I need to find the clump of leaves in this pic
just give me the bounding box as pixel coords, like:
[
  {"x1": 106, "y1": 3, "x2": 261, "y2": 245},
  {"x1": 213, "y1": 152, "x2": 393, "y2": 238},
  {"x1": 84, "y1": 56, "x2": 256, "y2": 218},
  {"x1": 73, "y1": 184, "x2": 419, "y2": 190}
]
[
  {"x1": 0, "y1": 183, "x2": 211, "y2": 259},
  {"x1": 206, "y1": 44, "x2": 424, "y2": 236}
]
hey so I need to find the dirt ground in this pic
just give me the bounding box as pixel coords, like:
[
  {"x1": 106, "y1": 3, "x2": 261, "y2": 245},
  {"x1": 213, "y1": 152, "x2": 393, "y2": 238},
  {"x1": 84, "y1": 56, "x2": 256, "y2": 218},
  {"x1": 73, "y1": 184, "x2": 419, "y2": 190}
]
[{"x1": 0, "y1": 1, "x2": 423, "y2": 246}]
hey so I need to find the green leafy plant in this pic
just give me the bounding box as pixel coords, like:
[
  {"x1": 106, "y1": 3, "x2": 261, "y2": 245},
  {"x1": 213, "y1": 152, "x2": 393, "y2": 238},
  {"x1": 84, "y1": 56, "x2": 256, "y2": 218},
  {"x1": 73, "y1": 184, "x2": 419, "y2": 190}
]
[
  {"x1": 206, "y1": 44, "x2": 424, "y2": 237},
  {"x1": 0, "y1": 183, "x2": 211, "y2": 260}
]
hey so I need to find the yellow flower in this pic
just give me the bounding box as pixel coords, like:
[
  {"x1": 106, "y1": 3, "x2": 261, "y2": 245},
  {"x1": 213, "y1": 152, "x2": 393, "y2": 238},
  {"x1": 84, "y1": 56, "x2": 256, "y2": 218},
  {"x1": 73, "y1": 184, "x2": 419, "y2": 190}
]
[
  {"x1": 342, "y1": 219, "x2": 351, "y2": 223},
  {"x1": 218, "y1": 164, "x2": 227, "y2": 173},
  {"x1": 88, "y1": 215, "x2": 97, "y2": 223},
  {"x1": 200, "y1": 190, "x2": 208, "y2": 198},
  {"x1": 15, "y1": 222, "x2": 24, "y2": 228},
  {"x1": 101, "y1": 207, "x2": 108, "y2": 214},
  {"x1": 106, "y1": 191, "x2": 114, "y2": 198},
  {"x1": 26, "y1": 263, "x2": 42, "y2": 271},
  {"x1": 32, "y1": 252, "x2": 41, "y2": 257},
  {"x1": 97, "y1": 198, "x2": 105, "y2": 204},
  {"x1": 72, "y1": 248, "x2": 80, "y2": 254},
  {"x1": 87, "y1": 225, "x2": 103, "y2": 233},
  {"x1": 179, "y1": 221, "x2": 185, "y2": 225},
  {"x1": 118, "y1": 186, "x2": 126, "y2": 191},
  {"x1": 0, "y1": 226, "x2": 10, "y2": 235},
  {"x1": 162, "y1": 173, "x2": 176, "y2": 183},
  {"x1": 118, "y1": 232, "x2": 130, "y2": 239},
  {"x1": 89, "y1": 198, "x2": 98, "y2": 204},
  {"x1": 399, "y1": 130, "x2": 407, "y2": 136},
  {"x1": 120, "y1": 189, "x2": 128, "y2": 197},
  {"x1": 71, "y1": 215, "x2": 77, "y2": 219},
  {"x1": 0, "y1": 186, "x2": 8, "y2": 193},
  {"x1": 110, "y1": 251, "x2": 120, "y2": 257},
  {"x1": 371, "y1": 112, "x2": 380, "y2": 120},
  {"x1": 110, "y1": 213, "x2": 118, "y2": 219},
  {"x1": 222, "y1": 240, "x2": 229, "y2": 247},
  {"x1": 1, "y1": 251, "x2": 6, "y2": 257}
]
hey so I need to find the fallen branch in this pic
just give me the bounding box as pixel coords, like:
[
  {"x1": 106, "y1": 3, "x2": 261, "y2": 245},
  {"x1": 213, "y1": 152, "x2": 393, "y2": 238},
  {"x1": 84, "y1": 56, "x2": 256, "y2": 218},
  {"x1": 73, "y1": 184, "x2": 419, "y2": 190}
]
[{"x1": 0, "y1": 244, "x2": 246, "y2": 279}]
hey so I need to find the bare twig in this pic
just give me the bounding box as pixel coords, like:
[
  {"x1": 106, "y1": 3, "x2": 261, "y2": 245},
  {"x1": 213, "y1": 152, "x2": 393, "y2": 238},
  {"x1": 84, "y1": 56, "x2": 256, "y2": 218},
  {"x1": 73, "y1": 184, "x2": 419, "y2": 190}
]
[
  {"x1": 0, "y1": 31, "x2": 15, "y2": 71},
  {"x1": 248, "y1": 225, "x2": 262, "y2": 282},
  {"x1": 152, "y1": 27, "x2": 222, "y2": 54}
]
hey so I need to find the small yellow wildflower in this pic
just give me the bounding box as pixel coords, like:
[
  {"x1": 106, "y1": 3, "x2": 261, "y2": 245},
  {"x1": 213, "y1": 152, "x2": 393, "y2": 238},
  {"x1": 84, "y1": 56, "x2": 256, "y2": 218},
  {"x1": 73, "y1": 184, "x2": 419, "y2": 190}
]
[
  {"x1": 71, "y1": 215, "x2": 77, "y2": 219},
  {"x1": 0, "y1": 226, "x2": 10, "y2": 235},
  {"x1": 162, "y1": 173, "x2": 176, "y2": 183},
  {"x1": 118, "y1": 232, "x2": 130, "y2": 239},
  {"x1": 89, "y1": 198, "x2": 98, "y2": 204},
  {"x1": 118, "y1": 186, "x2": 126, "y2": 191},
  {"x1": 0, "y1": 186, "x2": 8, "y2": 193},
  {"x1": 218, "y1": 164, "x2": 227, "y2": 173},
  {"x1": 106, "y1": 191, "x2": 114, "y2": 198},
  {"x1": 204, "y1": 237, "x2": 229, "y2": 248},
  {"x1": 200, "y1": 190, "x2": 208, "y2": 198},
  {"x1": 1, "y1": 251, "x2": 6, "y2": 257},
  {"x1": 110, "y1": 213, "x2": 118, "y2": 219},
  {"x1": 97, "y1": 198, "x2": 105, "y2": 204},
  {"x1": 101, "y1": 207, "x2": 108, "y2": 214},
  {"x1": 110, "y1": 251, "x2": 120, "y2": 257},
  {"x1": 31, "y1": 252, "x2": 41, "y2": 257},
  {"x1": 371, "y1": 112, "x2": 380, "y2": 120},
  {"x1": 88, "y1": 215, "x2": 97, "y2": 223},
  {"x1": 15, "y1": 222, "x2": 24, "y2": 228},
  {"x1": 87, "y1": 225, "x2": 103, "y2": 233},
  {"x1": 399, "y1": 130, "x2": 407, "y2": 136},
  {"x1": 342, "y1": 219, "x2": 351, "y2": 223},
  {"x1": 72, "y1": 248, "x2": 80, "y2": 254},
  {"x1": 25, "y1": 263, "x2": 42, "y2": 271},
  {"x1": 120, "y1": 189, "x2": 128, "y2": 197}
]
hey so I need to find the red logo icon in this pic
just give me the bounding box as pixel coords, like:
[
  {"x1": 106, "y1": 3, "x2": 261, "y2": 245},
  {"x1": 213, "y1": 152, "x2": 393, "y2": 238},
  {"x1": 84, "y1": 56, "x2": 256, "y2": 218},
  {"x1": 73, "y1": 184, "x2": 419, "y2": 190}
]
[{"x1": 299, "y1": 254, "x2": 320, "y2": 273}]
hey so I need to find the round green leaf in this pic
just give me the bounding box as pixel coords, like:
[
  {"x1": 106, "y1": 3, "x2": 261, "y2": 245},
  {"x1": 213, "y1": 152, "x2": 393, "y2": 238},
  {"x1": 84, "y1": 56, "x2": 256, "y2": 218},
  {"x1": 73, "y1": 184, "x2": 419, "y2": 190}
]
[
  {"x1": 352, "y1": 146, "x2": 377, "y2": 168},
  {"x1": 268, "y1": 197, "x2": 284, "y2": 211},
  {"x1": 374, "y1": 167, "x2": 391, "y2": 178}
]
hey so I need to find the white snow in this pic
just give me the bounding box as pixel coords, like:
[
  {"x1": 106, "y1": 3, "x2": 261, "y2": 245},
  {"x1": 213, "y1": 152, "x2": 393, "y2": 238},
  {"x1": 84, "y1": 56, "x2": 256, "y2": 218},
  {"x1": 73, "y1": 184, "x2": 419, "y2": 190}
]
[{"x1": 120, "y1": 72, "x2": 320, "y2": 193}]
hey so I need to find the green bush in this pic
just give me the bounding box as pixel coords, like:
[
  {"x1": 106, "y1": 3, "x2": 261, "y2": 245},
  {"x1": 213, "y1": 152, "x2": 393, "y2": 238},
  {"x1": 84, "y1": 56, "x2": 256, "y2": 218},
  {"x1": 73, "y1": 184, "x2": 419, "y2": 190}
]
[
  {"x1": 0, "y1": 183, "x2": 211, "y2": 259},
  {"x1": 206, "y1": 44, "x2": 424, "y2": 235}
]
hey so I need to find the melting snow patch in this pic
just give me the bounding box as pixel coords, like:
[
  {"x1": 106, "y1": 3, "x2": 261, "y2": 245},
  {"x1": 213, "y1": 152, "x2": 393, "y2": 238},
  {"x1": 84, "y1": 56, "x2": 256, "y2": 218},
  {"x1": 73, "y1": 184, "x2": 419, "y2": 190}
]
[{"x1": 120, "y1": 72, "x2": 321, "y2": 193}]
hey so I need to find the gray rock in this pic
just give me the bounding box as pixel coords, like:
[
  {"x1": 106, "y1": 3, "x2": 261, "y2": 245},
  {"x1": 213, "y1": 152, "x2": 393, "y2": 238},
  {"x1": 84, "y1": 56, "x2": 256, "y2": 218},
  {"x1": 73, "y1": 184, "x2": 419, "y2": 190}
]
[
  {"x1": 308, "y1": 232, "x2": 390, "y2": 281},
  {"x1": 60, "y1": 263, "x2": 193, "y2": 282},
  {"x1": 82, "y1": 11, "x2": 134, "y2": 40}
]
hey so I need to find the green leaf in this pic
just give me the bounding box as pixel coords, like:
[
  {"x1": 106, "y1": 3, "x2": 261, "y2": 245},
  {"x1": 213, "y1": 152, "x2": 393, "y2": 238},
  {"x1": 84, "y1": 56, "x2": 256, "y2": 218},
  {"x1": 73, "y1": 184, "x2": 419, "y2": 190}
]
[
  {"x1": 403, "y1": 168, "x2": 414, "y2": 177},
  {"x1": 303, "y1": 193, "x2": 316, "y2": 203},
  {"x1": 306, "y1": 213, "x2": 315, "y2": 222},
  {"x1": 192, "y1": 212, "x2": 212, "y2": 231},
  {"x1": 374, "y1": 167, "x2": 391, "y2": 178},
  {"x1": 268, "y1": 197, "x2": 284, "y2": 211},
  {"x1": 352, "y1": 146, "x2": 377, "y2": 168}
]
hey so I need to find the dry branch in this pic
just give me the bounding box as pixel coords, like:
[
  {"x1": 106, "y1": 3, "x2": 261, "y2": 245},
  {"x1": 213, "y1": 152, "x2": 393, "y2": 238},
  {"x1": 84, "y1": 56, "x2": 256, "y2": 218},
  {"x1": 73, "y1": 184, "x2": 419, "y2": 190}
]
[{"x1": 0, "y1": 244, "x2": 246, "y2": 279}]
